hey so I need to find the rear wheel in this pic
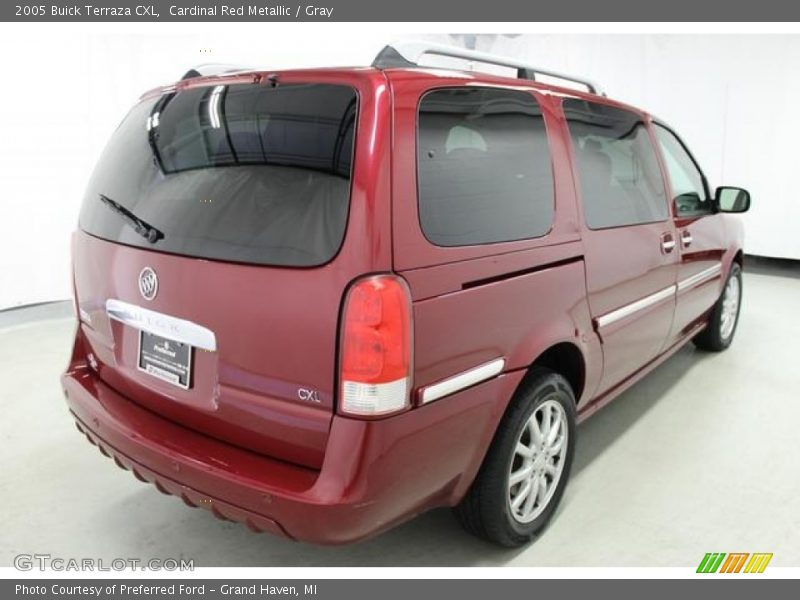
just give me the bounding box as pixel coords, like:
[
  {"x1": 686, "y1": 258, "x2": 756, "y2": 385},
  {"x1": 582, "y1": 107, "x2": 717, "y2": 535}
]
[
  {"x1": 693, "y1": 263, "x2": 742, "y2": 351},
  {"x1": 454, "y1": 368, "x2": 576, "y2": 547}
]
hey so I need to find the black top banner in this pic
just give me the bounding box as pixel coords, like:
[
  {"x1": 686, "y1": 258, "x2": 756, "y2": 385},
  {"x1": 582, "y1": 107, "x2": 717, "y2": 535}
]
[{"x1": 4, "y1": 0, "x2": 800, "y2": 22}]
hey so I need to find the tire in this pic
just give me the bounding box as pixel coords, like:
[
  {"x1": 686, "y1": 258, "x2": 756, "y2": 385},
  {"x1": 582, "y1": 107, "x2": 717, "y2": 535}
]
[
  {"x1": 454, "y1": 368, "x2": 577, "y2": 547},
  {"x1": 693, "y1": 263, "x2": 742, "y2": 352}
]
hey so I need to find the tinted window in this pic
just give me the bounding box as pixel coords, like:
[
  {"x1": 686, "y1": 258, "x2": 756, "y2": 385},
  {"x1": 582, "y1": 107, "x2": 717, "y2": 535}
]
[
  {"x1": 654, "y1": 124, "x2": 710, "y2": 216},
  {"x1": 564, "y1": 100, "x2": 668, "y2": 229},
  {"x1": 79, "y1": 83, "x2": 357, "y2": 267},
  {"x1": 417, "y1": 88, "x2": 553, "y2": 246}
]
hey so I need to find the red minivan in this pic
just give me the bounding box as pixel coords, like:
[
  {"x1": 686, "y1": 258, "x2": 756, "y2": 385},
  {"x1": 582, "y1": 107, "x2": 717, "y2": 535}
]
[{"x1": 61, "y1": 42, "x2": 751, "y2": 547}]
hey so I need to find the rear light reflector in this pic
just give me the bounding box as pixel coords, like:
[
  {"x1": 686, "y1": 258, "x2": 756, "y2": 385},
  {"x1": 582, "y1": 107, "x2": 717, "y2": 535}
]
[{"x1": 339, "y1": 275, "x2": 412, "y2": 417}]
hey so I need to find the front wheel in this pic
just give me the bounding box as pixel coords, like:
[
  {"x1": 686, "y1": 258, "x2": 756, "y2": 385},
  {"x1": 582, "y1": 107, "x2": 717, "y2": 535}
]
[
  {"x1": 454, "y1": 368, "x2": 576, "y2": 547},
  {"x1": 693, "y1": 263, "x2": 742, "y2": 351}
]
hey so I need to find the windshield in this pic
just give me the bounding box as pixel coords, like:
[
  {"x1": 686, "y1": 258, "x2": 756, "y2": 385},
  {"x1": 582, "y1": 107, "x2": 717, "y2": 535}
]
[{"x1": 79, "y1": 82, "x2": 358, "y2": 267}]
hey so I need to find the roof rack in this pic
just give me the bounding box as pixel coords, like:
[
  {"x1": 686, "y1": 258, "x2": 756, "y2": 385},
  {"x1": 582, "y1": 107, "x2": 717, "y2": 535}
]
[
  {"x1": 181, "y1": 63, "x2": 252, "y2": 80},
  {"x1": 372, "y1": 40, "x2": 605, "y2": 96}
]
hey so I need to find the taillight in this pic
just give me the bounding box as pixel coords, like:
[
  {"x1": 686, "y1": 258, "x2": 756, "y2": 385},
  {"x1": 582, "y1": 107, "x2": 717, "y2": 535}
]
[{"x1": 339, "y1": 275, "x2": 412, "y2": 417}]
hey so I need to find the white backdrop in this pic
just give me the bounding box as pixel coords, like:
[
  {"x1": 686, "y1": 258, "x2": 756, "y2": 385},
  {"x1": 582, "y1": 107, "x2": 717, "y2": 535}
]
[{"x1": 0, "y1": 27, "x2": 797, "y2": 310}]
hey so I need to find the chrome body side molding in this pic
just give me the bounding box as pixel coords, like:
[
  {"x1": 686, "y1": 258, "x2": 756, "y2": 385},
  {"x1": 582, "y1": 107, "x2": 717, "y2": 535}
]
[
  {"x1": 677, "y1": 263, "x2": 722, "y2": 292},
  {"x1": 420, "y1": 358, "x2": 506, "y2": 405},
  {"x1": 595, "y1": 285, "x2": 677, "y2": 329},
  {"x1": 595, "y1": 262, "x2": 724, "y2": 329}
]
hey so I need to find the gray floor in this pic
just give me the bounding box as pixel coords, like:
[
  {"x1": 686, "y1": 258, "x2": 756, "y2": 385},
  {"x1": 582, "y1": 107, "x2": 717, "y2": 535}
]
[{"x1": 2, "y1": 266, "x2": 799, "y2": 567}]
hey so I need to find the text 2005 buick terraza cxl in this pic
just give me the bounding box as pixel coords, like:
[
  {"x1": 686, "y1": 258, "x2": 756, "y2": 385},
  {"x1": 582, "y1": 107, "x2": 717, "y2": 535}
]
[{"x1": 62, "y1": 42, "x2": 750, "y2": 547}]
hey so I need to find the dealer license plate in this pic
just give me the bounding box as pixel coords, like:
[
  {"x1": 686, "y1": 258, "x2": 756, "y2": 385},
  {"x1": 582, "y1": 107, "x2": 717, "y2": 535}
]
[{"x1": 137, "y1": 331, "x2": 192, "y2": 389}]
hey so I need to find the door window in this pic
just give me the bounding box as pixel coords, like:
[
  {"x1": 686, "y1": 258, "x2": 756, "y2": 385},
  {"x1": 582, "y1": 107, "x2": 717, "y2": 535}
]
[
  {"x1": 654, "y1": 124, "x2": 711, "y2": 216},
  {"x1": 564, "y1": 99, "x2": 668, "y2": 229}
]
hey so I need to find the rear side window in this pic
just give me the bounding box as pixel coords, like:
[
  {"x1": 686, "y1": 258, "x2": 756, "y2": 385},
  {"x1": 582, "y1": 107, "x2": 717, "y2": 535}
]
[
  {"x1": 417, "y1": 88, "x2": 554, "y2": 246},
  {"x1": 79, "y1": 83, "x2": 357, "y2": 267},
  {"x1": 564, "y1": 99, "x2": 667, "y2": 229}
]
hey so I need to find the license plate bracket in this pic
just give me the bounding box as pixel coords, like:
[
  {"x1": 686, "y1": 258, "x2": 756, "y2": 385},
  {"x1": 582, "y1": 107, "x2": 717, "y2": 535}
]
[{"x1": 137, "y1": 330, "x2": 193, "y2": 389}]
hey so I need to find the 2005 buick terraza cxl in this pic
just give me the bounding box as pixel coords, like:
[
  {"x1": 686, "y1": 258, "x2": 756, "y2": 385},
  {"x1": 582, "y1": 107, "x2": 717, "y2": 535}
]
[{"x1": 62, "y1": 42, "x2": 751, "y2": 547}]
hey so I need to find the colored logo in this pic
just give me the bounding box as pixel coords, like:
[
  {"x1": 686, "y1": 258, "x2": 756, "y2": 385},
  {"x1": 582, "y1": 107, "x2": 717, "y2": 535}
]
[{"x1": 697, "y1": 552, "x2": 773, "y2": 573}]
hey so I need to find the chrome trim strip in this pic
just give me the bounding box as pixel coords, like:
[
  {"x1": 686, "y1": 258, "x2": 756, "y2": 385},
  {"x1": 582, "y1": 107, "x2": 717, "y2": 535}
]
[
  {"x1": 105, "y1": 299, "x2": 217, "y2": 352},
  {"x1": 595, "y1": 285, "x2": 677, "y2": 329},
  {"x1": 677, "y1": 263, "x2": 722, "y2": 292},
  {"x1": 420, "y1": 358, "x2": 506, "y2": 405}
]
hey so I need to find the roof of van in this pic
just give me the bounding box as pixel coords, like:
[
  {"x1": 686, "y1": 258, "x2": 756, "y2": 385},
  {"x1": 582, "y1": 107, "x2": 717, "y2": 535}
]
[
  {"x1": 143, "y1": 42, "x2": 651, "y2": 118},
  {"x1": 164, "y1": 41, "x2": 606, "y2": 96}
]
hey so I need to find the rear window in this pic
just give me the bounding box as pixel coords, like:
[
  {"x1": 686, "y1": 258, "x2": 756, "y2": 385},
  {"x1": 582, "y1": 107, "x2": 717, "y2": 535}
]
[
  {"x1": 417, "y1": 87, "x2": 554, "y2": 247},
  {"x1": 79, "y1": 83, "x2": 358, "y2": 267}
]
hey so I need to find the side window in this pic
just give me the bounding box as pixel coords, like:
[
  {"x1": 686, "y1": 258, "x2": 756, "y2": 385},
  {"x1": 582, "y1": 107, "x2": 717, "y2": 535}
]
[
  {"x1": 654, "y1": 124, "x2": 710, "y2": 216},
  {"x1": 563, "y1": 99, "x2": 668, "y2": 229},
  {"x1": 417, "y1": 88, "x2": 554, "y2": 246}
]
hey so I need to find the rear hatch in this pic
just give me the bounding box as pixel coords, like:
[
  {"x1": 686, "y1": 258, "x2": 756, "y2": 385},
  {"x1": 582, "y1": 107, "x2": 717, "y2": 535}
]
[{"x1": 72, "y1": 74, "x2": 368, "y2": 469}]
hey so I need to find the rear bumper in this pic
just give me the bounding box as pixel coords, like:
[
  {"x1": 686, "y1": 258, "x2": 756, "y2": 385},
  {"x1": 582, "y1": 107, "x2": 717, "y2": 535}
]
[{"x1": 61, "y1": 363, "x2": 523, "y2": 545}]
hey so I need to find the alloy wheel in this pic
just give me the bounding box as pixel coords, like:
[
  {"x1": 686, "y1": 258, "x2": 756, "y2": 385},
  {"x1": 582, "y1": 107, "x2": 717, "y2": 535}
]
[
  {"x1": 507, "y1": 398, "x2": 569, "y2": 523},
  {"x1": 720, "y1": 274, "x2": 741, "y2": 341}
]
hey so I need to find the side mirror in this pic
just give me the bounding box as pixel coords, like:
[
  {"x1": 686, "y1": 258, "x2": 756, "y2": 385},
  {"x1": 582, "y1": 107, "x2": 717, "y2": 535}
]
[{"x1": 715, "y1": 186, "x2": 751, "y2": 213}]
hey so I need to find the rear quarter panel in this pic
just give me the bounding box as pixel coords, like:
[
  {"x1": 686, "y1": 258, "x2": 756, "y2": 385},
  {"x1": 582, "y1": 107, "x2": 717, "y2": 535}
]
[{"x1": 408, "y1": 254, "x2": 600, "y2": 405}]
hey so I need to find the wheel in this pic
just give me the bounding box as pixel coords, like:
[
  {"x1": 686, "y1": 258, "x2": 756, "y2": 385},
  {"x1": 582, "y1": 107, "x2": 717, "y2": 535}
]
[
  {"x1": 693, "y1": 263, "x2": 742, "y2": 352},
  {"x1": 454, "y1": 368, "x2": 576, "y2": 547}
]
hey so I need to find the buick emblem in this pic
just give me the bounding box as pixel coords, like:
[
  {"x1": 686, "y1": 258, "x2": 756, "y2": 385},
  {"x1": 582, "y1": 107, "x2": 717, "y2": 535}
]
[{"x1": 138, "y1": 267, "x2": 158, "y2": 301}]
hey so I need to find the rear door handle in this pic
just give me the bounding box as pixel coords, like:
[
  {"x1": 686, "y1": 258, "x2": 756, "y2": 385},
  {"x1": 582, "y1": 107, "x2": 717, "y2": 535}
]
[
  {"x1": 681, "y1": 230, "x2": 693, "y2": 247},
  {"x1": 661, "y1": 234, "x2": 676, "y2": 253}
]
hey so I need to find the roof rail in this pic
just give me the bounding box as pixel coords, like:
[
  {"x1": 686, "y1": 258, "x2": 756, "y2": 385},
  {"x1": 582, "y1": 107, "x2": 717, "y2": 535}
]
[
  {"x1": 372, "y1": 40, "x2": 605, "y2": 96},
  {"x1": 181, "y1": 63, "x2": 252, "y2": 80}
]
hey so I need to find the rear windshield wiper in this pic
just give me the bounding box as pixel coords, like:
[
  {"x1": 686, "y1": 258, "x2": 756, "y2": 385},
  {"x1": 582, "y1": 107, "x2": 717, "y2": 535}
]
[{"x1": 99, "y1": 194, "x2": 164, "y2": 243}]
